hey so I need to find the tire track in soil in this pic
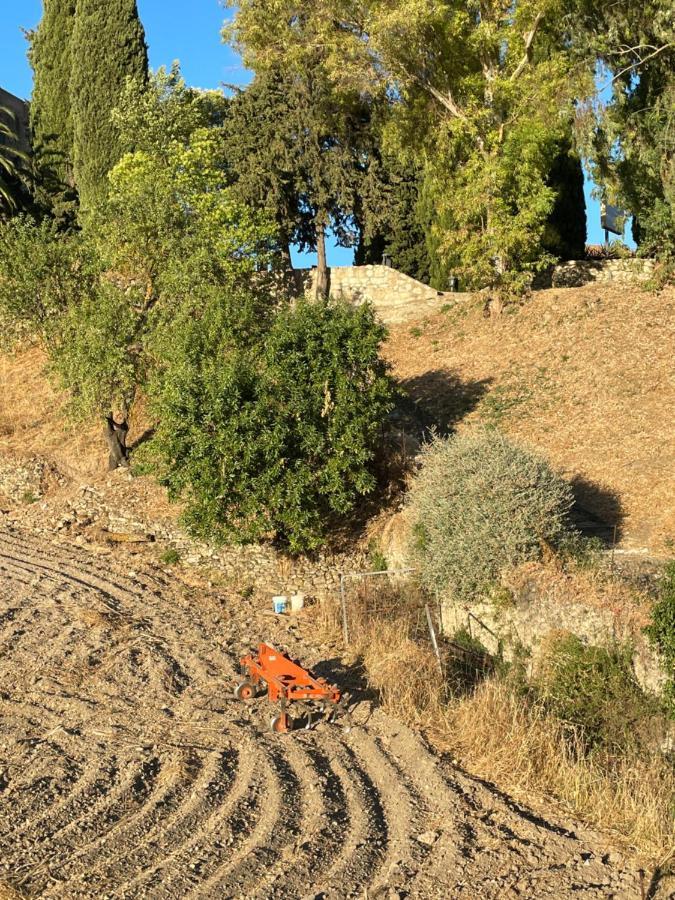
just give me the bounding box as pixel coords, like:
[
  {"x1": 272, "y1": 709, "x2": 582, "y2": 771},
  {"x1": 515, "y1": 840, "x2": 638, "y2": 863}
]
[{"x1": 0, "y1": 526, "x2": 659, "y2": 899}]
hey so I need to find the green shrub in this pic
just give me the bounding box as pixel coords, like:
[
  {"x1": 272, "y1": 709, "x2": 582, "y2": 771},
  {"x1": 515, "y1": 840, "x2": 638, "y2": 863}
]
[
  {"x1": 535, "y1": 633, "x2": 659, "y2": 753},
  {"x1": 0, "y1": 216, "x2": 96, "y2": 348},
  {"x1": 145, "y1": 296, "x2": 393, "y2": 553},
  {"x1": 407, "y1": 428, "x2": 574, "y2": 601},
  {"x1": 645, "y1": 562, "x2": 675, "y2": 716},
  {"x1": 160, "y1": 548, "x2": 181, "y2": 565}
]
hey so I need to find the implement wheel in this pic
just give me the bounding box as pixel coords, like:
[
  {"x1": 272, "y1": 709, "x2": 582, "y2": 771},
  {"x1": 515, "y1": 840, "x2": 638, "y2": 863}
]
[
  {"x1": 270, "y1": 713, "x2": 292, "y2": 734},
  {"x1": 234, "y1": 680, "x2": 255, "y2": 701}
]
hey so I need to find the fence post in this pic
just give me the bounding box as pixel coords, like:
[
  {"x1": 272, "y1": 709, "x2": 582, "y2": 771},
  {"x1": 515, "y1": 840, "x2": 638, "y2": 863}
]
[
  {"x1": 340, "y1": 574, "x2": 350, "y2": 647},
  {"x1": 425, "y1": 603, "x2": 444, "y2": 677}
]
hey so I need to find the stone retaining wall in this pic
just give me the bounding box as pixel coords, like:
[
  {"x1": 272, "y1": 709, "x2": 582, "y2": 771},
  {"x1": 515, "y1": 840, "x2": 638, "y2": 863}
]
[
  {"x1": 440, "y1": 574, "x2": 664, "y2": 695},
  {"x1": 551, "y1": 258, "x2": 656, "y2": 288},
  {"x1": 299, "y1": 265, "x2": 471, "y2": 323},
  {"x1": 298, "y1": 259, "x2": 657, "y2": 320}
]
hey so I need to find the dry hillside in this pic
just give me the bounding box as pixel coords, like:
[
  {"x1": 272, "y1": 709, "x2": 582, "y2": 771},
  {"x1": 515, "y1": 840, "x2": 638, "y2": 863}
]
[
  {"x1": 1, "y1": 283, "x2": 674, "y2": 555},
  {"x1": 385, "y1": 283, "x2": 675, "y2": 554}
]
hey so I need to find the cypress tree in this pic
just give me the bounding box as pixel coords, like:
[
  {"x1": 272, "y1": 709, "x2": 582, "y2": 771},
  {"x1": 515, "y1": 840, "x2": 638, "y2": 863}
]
[
  {"x1": 28, "y1": 0, "x2": 77, "y2": 214},
  {"x1": 542, "y1": 139, "x2": 587, "y2": 261},
  {"x1": 69, "y1": 0, "x2": 148, "y2": 216}
]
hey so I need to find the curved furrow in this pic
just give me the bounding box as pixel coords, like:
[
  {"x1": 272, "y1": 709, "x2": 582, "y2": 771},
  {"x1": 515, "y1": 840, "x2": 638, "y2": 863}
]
[
  {"x1": 115, "y1": 743, "x2": 256, "y2": 898},
  {"x1": 21, "y1": 752, "x2": 161, "y2": 897},
  {"x1": 196, "y1": 738, "x2": 306, "y2": 898},
  {"x1": 0, "y1": 547, "x2": 130, "y2": 618},
  {"x1": 6, "y1": 754, "x2": 121, "y2": 850},
  {"x1": 300, "y1": 732, "x2": 390, "y2": 898},
  {"x1": 150, "y1": 745, "x2": 284, "y2": 898},
  {"x1": 241, "y1": 735, "x2": 352, "y2": 900},
  {"x1": 75, "y1": 747, "x2": 230, "y2": 892},
  {"x1": 0, "y1": 738, "x2": 83, "y2": 844}
]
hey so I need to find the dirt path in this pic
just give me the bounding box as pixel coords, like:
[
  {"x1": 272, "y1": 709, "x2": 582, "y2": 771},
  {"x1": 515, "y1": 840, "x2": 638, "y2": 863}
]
[{"x1": 0, "y1": 526, "x2": 660, "y2": 899}]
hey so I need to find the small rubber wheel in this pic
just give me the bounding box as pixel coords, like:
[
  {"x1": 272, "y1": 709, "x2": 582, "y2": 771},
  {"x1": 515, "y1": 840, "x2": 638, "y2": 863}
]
[
  {"x1": 270, "y1": 713, "x2": 292, "y2": 734},
  {"x1": 235, "y1": 681, "x2": 255, "y2": 701}
]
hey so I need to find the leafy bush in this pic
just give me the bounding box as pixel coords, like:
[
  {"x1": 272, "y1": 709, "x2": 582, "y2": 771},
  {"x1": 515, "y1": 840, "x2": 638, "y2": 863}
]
[
  {"x1": 407, "y1": 428, "x2": 574, "y2": 601},
  {"x1": 0, "y1": 216, "x2": 96, "y2": 348},
  {"x1": 534, "y1": 633, "x2": 659, "y2": 753},
  {"x1": 145, "y1": 296, "x2": 393, "y2": 552},
  {"x1": 645, "y1": 562, "x2": 675, "y2": 716}
]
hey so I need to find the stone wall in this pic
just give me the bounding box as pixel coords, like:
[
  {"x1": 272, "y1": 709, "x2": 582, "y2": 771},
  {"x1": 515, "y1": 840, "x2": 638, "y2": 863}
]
[
  {"x1": 298, "y1": 259, "x2": 657, "y2": 320},
  {"x1": 551, "y1": 258, "x2": 656, "y2": 288},
  {"x1": 440, "y1": 570, "x2": 664, "y2": 695},
  {"x1": 300, "y1": 265, "x2": 471, "y2": 323}
]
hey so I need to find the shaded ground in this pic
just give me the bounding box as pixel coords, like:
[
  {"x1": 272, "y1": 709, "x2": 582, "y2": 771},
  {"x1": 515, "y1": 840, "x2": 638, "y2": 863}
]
[{"x1": 0, "y1": 526, "x2": 664, "y2": 899}]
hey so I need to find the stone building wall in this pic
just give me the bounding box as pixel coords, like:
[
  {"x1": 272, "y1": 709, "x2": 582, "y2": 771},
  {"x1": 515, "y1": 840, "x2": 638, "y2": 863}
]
[{"x1": 0, "y1": 86, "x2": 30, "y2": 156}]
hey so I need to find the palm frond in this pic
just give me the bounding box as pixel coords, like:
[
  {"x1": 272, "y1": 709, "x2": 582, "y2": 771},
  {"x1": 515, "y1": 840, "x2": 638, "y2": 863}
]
[{"x1": 0, "y1": 105, "x2": 29, "y2": 212}]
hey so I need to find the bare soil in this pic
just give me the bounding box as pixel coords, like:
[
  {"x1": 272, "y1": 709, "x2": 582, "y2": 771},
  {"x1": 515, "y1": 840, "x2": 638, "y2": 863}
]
[{"x1": 0, "y1": 525, "x2": 667, "y2": 899}]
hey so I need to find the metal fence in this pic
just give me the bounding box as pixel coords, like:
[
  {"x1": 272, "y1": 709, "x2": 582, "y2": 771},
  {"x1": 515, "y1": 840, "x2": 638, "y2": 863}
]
[{"x1": 338, "y1": 569, "x2": 494, "y2": 693}]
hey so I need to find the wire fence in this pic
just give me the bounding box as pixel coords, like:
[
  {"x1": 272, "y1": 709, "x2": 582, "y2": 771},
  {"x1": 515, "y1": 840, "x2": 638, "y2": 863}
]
[{"x1": 339, "y1": 569, "x2": 495, "y2": 695}]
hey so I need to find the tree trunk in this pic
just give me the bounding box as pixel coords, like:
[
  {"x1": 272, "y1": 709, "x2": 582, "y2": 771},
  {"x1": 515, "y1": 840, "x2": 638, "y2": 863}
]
[
  {"x1": 104, "y1": 414, "x2": 130, "y2": 470},
  {"x1": 314, "y1": 218, "x2": 330, "y2": 300},
  {"x1": 277, "y1": 226, "x2": 303, "y2": 296}
]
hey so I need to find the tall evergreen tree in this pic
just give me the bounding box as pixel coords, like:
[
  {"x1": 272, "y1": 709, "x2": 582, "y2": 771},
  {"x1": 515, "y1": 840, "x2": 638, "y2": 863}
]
[
  {"x1": 28, "y1": 0, "x2": 76, "y2": 197},
  {"x1": 223, "y1": 65, "x2": 375, "y2": 298},
  {"x1": 69, "y1": 0, "x2": 148, "y2": 216}
]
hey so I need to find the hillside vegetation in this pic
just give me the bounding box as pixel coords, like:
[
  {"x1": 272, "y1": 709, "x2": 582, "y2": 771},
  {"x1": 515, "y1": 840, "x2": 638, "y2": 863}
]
[{"x1": 386, "y1": 283, "x2": 675, "y2": 554}]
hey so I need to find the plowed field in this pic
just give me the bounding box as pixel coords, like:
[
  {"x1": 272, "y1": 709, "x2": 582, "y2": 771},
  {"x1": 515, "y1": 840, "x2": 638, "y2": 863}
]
[{"x1": 0, "y1": 527, "x2": 657, "y2": 898}]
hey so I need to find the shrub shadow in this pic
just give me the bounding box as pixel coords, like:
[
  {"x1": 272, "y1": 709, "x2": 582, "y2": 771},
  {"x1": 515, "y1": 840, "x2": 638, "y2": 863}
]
[
  {"x1": 395, "y1": 369, "x2": 493, "y2": 437},
  {"x1": 569, "y1": 475, "x2": 625, "y2": 545}
]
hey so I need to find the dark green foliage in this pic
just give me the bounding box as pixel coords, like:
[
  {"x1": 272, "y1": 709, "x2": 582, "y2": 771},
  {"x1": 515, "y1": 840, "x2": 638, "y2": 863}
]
[
  {"x1": 535, "y1": 634, "x2": 659, "y2": 753},
  {"x1": 355, "y1": 152, "x2": 432, "y2": 284},
  {"x1": 645, "y1": 562, "x2": 675, "y2": 716},
  {"x1": 223, "y1": 69, "x2": 312, "y2": 272},
  {"x1": 69, "y1": 0, "x2": 148, "y2": 215},
  {"x1": 542, "y1": 139, "x2": 587, "y2": 261},
  {"x1": 147, "y1": 297, "x2": 394, "y2": 552},
  {"x1": 28, "y1": 0, "x2": 77, "y2": 218},
  {"x1": 223, "y1": 66, "x2": 378, "y2": 289}
]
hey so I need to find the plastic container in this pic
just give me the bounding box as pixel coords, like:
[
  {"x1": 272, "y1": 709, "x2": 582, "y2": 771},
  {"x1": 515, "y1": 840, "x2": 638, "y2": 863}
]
[
  {"x1": 290, "y1": 593, "x2": 305, "y2": 613},
  {"x1": 272, "y1": 595, "x2": 288, "y2": 614}
]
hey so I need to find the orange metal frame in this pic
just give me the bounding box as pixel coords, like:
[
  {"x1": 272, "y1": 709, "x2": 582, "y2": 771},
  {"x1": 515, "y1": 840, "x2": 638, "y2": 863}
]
[{"x1": 240, "y1": 643, "x2": 341, "y2": 705}]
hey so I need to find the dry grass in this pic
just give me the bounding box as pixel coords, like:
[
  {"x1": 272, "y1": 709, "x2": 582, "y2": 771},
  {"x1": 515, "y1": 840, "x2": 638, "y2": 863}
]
[
  {"x1": 0, "y1": 885, "x2": 26, "y2": 900},
  {"x1": 347, "y1": 592, "x2": 675, "y2": 862},
  {"x1": 448, "y1": 680, "x2": 674, "y2": 860},
  {"x1": 385, "y1": 284, "x2": 675, "y2": 552},
  {"x1": 503, "y1": 559, "x2": 654, "y2": 632},
  {"x1": 0, "y1": 345, "x2": 103, "y2": 478}
]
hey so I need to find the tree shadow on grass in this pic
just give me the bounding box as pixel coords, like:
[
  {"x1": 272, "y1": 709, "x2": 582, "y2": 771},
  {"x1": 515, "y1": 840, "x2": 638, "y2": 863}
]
[
  {"x1": 569, "y1": 474, "x2": 625, "y2": 546},
  {"x1": 395, "y1": 369, "x2": 493, "y2": 437}
]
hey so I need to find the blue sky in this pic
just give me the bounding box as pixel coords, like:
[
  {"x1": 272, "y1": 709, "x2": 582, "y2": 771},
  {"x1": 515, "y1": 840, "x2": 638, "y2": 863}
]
[{"x1": 0, "y1": 0, "x2": 629, "y2": 261}]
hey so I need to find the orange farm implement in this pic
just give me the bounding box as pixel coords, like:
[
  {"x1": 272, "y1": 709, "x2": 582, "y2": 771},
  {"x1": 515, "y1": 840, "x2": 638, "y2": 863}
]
[{"x1": 235, "y1": 642, "x2": 347, "y2": 733}]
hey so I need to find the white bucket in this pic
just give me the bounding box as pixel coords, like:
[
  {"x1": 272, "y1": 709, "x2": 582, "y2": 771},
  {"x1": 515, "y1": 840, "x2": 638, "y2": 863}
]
[{"x1": 290, "y1": 592, "x2": 305, "y2": 613}]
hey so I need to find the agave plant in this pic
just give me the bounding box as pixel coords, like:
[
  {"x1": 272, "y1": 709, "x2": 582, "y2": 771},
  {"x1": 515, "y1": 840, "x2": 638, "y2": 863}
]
[{"x1": 0, "y1": 106, "x2": 29, "y2": 212}]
